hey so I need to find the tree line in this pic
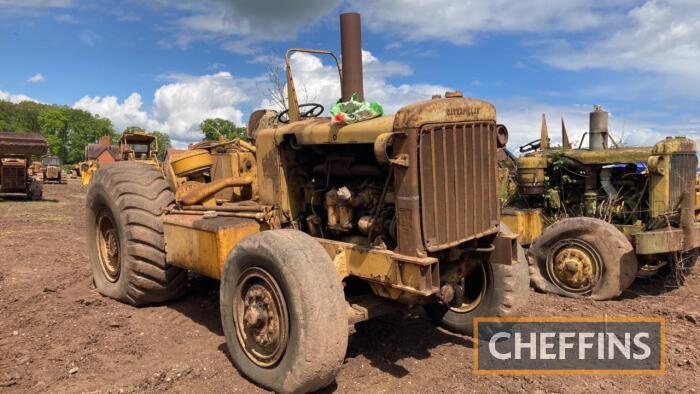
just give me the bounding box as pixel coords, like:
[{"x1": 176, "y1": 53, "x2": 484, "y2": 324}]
[
  {"x1": 1, "y1": 99, "x2": 248, "y2": 163},
  {"x1": 0, "y1": 100, "x2": 114, "y2": 164}
]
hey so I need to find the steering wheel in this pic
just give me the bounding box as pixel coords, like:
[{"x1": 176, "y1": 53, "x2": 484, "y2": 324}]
[
  {"x1": 519, "y1": 138, "x2": 542, "y2": 153},
  {"x1": 277, "y1": 103, "x2": 324, "y2": 124}
]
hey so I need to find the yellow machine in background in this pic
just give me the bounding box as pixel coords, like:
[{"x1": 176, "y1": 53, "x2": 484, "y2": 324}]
[
  {"x1": 118, "y1": 131, "x2": 159, "y2": 166},
  {"x1": 30, "y1": 161, "x2": 41, "y2": 176},
  {"x1": 80, "y1": 160, "x2": 97, "y2": 186},
  {"x1": 499, "y1": 107, "x2": 699, "y2": 300}
]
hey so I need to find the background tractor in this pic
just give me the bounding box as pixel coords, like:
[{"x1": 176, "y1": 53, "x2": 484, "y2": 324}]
[
  {"x1": 118, "y1": 130, "x2": 159, "y2": 165},
  {"x1": 499, "y1": 106, "x2": 699, "y2": 300},
  {"x1": 40, "y1": 154, "x2": 63, "y2": 183},
  {"x1": 85, "y1": 13, "x2": 529, "y2": 393},
  {"x1": 0, "y1": 132, "x2": 47, "y2": 200}
]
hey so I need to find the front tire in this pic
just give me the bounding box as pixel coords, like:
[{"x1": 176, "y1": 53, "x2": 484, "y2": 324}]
[
  {"x1": 86, "y1": 162, "x2": 187, "y2": 306},
  {"x1": 220, "y1": 230, "x2": 347, "y2": 394},
  {"x1": 425, "y1": 225, "x2": 530, "y2": 336},
  {"x1": 528, "y1": 217, "x2": 638, "y2": 300}
]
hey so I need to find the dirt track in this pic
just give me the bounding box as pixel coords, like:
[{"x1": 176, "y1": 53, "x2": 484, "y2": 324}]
[{"x1": 1, "y1": 179, "x2": 699, "y2": 393}]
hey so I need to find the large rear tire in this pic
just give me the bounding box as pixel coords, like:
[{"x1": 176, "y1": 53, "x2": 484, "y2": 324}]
[
  {"x1": 425, "y1": 225, "x2": 530, "y2": 337},
  {"x1": 220, "y1": 230, "x2": 347, "y2": 394},
  {"x1": 528, "y1": 217, "x2": 638, "y2": 300},
  {"x1": 86, "y1": 162, "x2": 187, "y2": 306}
]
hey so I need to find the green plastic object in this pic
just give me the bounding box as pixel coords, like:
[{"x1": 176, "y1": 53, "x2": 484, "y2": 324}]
[{"x1": 330, "y1": 93, "x2": 383, "y2": 124}]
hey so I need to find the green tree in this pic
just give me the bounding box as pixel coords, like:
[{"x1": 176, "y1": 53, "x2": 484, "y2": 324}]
[
  {"x1": 65, "y1": 109, "x2": 113, "y2": 163},
  {"x1": 38, "y1": 106, "x2": 114, "y2": 163},
  {"x1": 200, "y1": 118, "x2": 247, "y2": 141},
  {"x1": 148, "y1": 130, "x2": 171, "y2": 161},
  {"x1": 38, "y1": 107, "x2": 70, "y2": 160},
  {"x1": 0, "y1": 100, "x2": 44, "y2": 132},
  {"x1": 1, "y1": 99, "x2": 114, "y2": 163}
]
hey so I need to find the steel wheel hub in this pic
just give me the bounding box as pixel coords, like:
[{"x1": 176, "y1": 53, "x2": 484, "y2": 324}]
[
  {"x1": 450, "y1": 262, "x2": 487, "y2": 313},
  {"x1": 96, "y1": 211, "x2": 120, "y2": 282},
  {"x1": 234, "y1": 267, "x2": 288, "y2": 368},
  {"x1": 547, "y1": 240, "x2": 602, "y2": 294}
]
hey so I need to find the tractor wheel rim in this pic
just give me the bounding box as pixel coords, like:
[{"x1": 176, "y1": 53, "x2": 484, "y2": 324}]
[
  {"x1": 449, "y1": 262, "x2": 487, "y2": 313},
  {"x1": 96, "y1": 211, "x2": 120, "y2": 283},
  {"x1": 547, "y1": 239, "x2": 602, "y2": 294},
  {"x1": 234, "y1": 267, "x2": 289, "y2": 368}
]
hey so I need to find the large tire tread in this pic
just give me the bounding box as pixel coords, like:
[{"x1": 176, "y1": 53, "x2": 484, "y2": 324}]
[{"x1": 87, "y1": 162, "x2": 186, "y2": 306}]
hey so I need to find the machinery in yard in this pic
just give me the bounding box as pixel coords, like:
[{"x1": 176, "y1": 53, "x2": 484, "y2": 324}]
[
  {"x1": 79, "y1": 160, "x2": 97, "y2": 186},
  {"x1": 0, "y1": 132, "x2": 47, "y2": 200},
  {"x1": 118, "y1": 130, "x2": 159, "y2": 165},
  {"x1": 499, "y1": 106, "x2": 699, "y2": 300},
  {"x1": 30, "y1": 160, "x2": 41, "y2": 176},
  {"x1": 85, "y1": 13, "x2": 530, "y2": 393},
  {"x1": 40, "y1": 154, "x2": 63, "y2": 183}
]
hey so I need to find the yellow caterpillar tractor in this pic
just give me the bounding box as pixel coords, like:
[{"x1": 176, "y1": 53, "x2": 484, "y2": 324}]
[
  {"x1": 85, "y1": 13, "x2": 529, "y2": 393},
  {"x1": 79, "y1": 160, "x2": 97, "y2": 186},
  {"x1": 118, "y1": 130, "x2": 159, "y2": 165},
  {"x1": 499, "y1": 106, "x2": 699, "y2": 300}
]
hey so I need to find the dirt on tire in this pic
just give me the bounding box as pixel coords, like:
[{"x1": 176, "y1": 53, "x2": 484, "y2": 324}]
[{"x1": 1, "y1": 179, "x2": 699, "y2": 393}]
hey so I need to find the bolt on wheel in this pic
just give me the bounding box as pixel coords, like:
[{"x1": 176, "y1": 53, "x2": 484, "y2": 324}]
[
  {"x1": 546, "y1": 239, "x2": 603, "y2": 295},
  {"x1": 234, "y1": 267, "x2": 289, "y2": 368},
  {"x1": 96, "y1": 209, "x2": 120, "y2": 283}
]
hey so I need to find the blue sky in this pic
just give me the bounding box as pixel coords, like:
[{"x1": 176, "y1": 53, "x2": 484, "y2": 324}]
[{"x1": 1, "y1": 0, "x2": 699, "y2": 147}]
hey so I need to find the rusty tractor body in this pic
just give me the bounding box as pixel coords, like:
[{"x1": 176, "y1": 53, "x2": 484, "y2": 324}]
[
  {"x1": 499, "y1": 106, "x2": 699, "y2": 300},
  {"x1": 0, "y1": 132, "x2": 47, "y2": 200},
  {"x1": 85, "y1": 13, "x2": 529, "y2": 393},
  {"x1": 30, "y1": 161, "x2": 41, "y2": 176},
  {"x1": 41, "y1": 154, "x2": 63, "y2": 183},
  {"x1": 118, "y1": 131, "x2": 159, "y2": 165}
]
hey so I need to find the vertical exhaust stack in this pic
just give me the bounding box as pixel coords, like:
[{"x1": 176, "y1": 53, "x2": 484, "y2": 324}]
[
  {"x1": 340, "y1": 12, "x2": 364, "y2": 101},
  {"x1": 589, "y1": 105, "x2": 609, "y2": 150}
]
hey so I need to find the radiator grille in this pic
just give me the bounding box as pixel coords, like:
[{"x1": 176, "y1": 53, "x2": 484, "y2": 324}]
[
  {"x1": 670, "y1": 153, "x2": 697, "y2": 210},
  {"x1": 46, "y1": 166, "x2": 60, "y2": 179},
  {"x1": 419, "y1": 122, "x2": 499, "y2": 251},
  {"x1": 1, "y1": 166, "x2": 25, "y2": 191}
]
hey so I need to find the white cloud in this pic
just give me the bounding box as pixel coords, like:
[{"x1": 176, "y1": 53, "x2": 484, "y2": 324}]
[
  {"x1": 74, "y1": 93, "x2": 153, "y2": 132},
  {"x1": 73, "y1": 50, "x2": 452, "y2": 146},
  {"x1": 267, "y1": 50, "x2": 449, "y2": 114},
  {"x1": 26, "y1": 73, "x2": 45, "y2": 84},
  {"x1": 151, "y1": 71, "x2": 252, "y2": 142},
  {"x1": 73, "y1": 72, "x2": 258, "y2": 145},
  {"x1": 0, "y1": 90, "x2": 38, "y2": 103},
  {"x1": 543, "y1": 0, "x2": 700, "y2": 86},
  {"x1": 349, "y1": 0, "x2": 630, "y2": 44}
]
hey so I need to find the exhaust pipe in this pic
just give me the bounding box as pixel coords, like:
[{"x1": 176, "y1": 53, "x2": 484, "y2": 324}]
[
  {"x1": 589, "y1": 105, "x2": 609, "y2": 150},
  {"x1": 340, "y1": 12, "x2": 364, "y2": 101}
]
